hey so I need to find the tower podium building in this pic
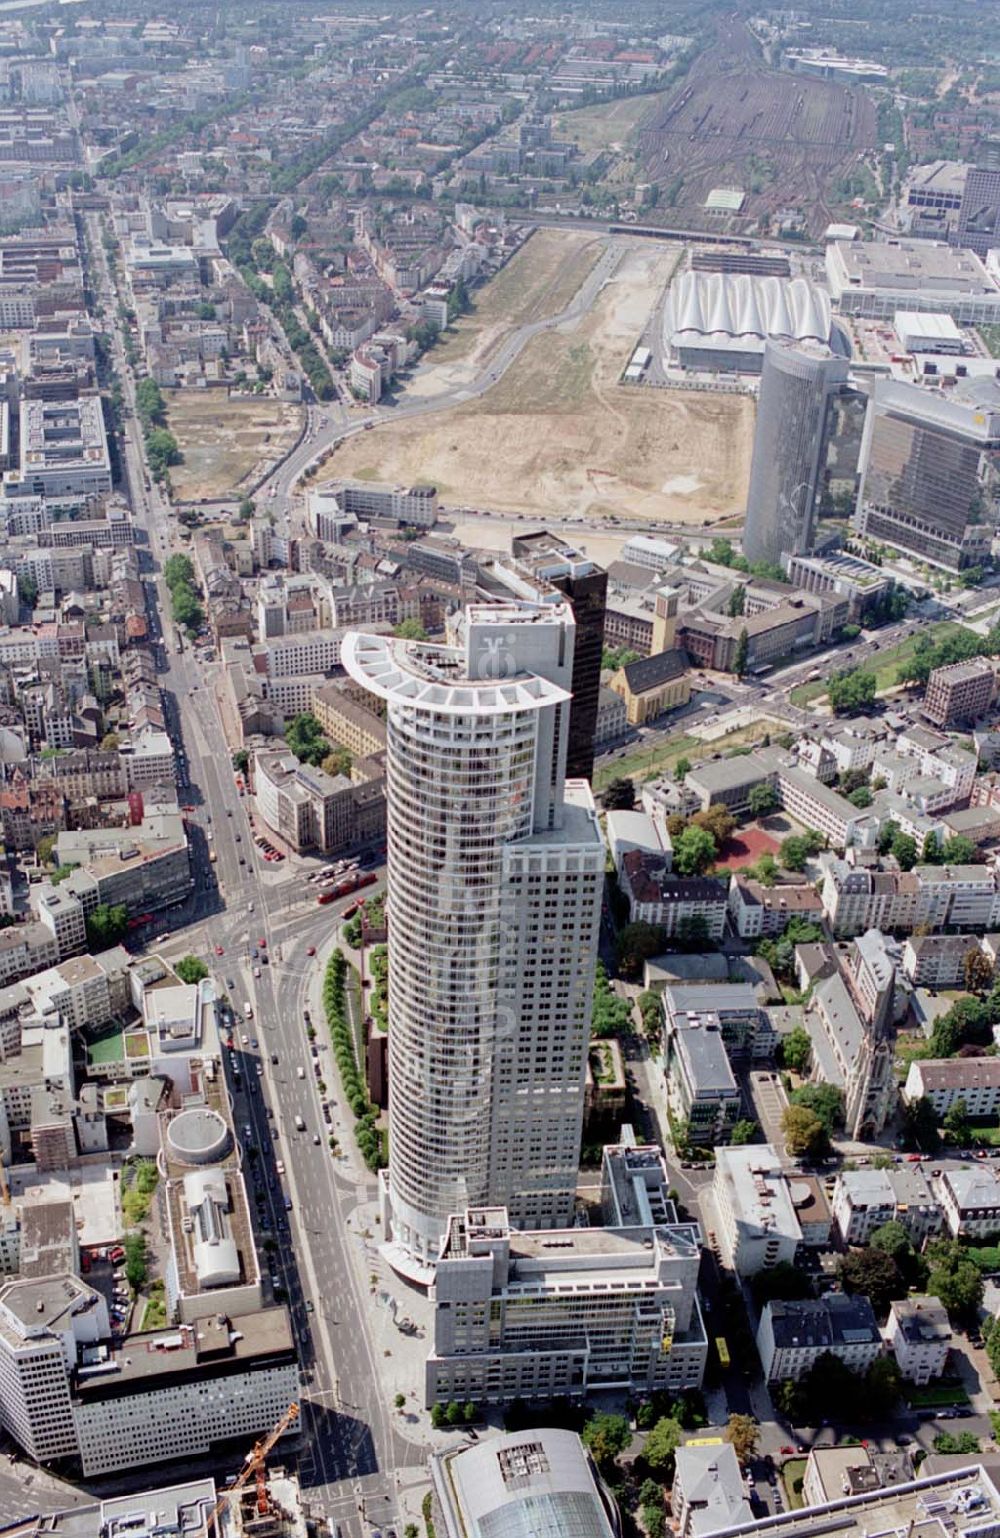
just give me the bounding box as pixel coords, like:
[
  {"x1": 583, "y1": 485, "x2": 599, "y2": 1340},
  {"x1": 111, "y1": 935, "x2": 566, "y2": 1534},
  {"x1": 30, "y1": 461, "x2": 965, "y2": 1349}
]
[{"x1": 343, "y1": 603, "x2": 605, "y2": 1277}]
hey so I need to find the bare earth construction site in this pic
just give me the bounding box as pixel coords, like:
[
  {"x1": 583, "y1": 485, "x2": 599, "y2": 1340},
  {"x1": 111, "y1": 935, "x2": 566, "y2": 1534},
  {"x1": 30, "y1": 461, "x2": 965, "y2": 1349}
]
[{"x1": 327, "y1": 233, "x2": 755, "y2": 526}]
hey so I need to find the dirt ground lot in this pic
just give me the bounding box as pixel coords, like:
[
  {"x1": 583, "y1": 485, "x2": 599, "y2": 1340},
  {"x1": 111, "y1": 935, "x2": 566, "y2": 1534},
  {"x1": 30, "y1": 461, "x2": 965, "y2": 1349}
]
[
  {"x1": 165, "y1": 392, "x2": 303, "y2": 500},
  {"x1": 424, "y1": 228, "x2": 605, "y2": 373},
  {"x1": 556, "y1": 93, "x2": 656, "y2": 156},
  {"x1": 638, "y1": 16, "x2": 875, "y2": 236},
  {"x1": 327, "y1": 241, "x2": 754, "y2": 525}
]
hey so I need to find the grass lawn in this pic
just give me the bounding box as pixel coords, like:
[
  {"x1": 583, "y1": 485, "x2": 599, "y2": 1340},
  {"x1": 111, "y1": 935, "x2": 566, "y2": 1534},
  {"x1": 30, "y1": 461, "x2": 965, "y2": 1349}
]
[
  {"x1": 789, "y1": 678, "x2": 828, "y2": 707},
  {"x1": 88, "y1": 1027, "x2": 124, "y2": 1065},
  {"x1": 972, "y1": 1127, "x2": 1000, "y2": 1146},
  {"x1": 140, "y1": 1295, "x2": 168, "y2": 1331},
  {"x1": 594, "y1": 720, "x2": 776, "y2": 794},
  {"x1": 870, "y1": 622, "x2": 967, "y2": 693},
  {"x1": 593, "y1": 733, "x2": 700, "y2": 793},
  {"x1": 895, "y1": 1035, "x2": 931, "y2": 1076},
  {"x1": 782, "y1": 1459, "x2": 808, "y2": 1509},
  {"x1": 907, "y1": 1380, "x2": 970, "y2": 1408},
  {"x1": 789, "y1": 621, "x2": 969, "y2": 708},
  {"x1": 556, "y1": 93, "x2": 655, "y2": 155}
]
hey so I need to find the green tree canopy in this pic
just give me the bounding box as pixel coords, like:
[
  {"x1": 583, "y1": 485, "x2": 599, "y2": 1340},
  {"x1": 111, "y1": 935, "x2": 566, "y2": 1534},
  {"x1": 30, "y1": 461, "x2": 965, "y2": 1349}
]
[
  {"x1": 891, "y1": 832, "x2": 918, "y2": 871},
  {"x1": 789, "y1": 1082, "x2": 843, "y2": 1134},
  {"x1": 174, "y1": 956, "x2": 209, "y2": 984},
  {"x1": 781, "y1": 1104, "x2": 827, "y2": 1159},
  {"x1": 615, "y1": 923, "x2": 667, "y2": 981},
  {"x1": 394, "y1": 618, "x2": 428, "y2": 640},
  {"x1": 321, "y1": 747, "x2": 352, "y2": 779},
  {"x1": 748, "y1": 783, "x2": 778, "y2": 818},
  {"x1": 285, "y1": 712, "x2": 330, "y2": 767},
  {"x1": 943, "y1": 1096, "x2": 972, "y2": 1145},
  {"x1": 780, "y1": 831, "x2": 823, "y2": 871},
  {"x1": 725, "y1": 1414, "x2": 758, "y2": 1466},
  {"x1": 828, "y1": 669, "x2": 876, "y2": 714},
  {"x1": 86, "y1": 903, "x2": 128, "y2": 951},
  {"x1": 602, "y1": 777, "x2": 635, "y2": 811},
  {"x1": 643, "y1": 1416, "x2": 683, "y2": 1479},
  {"x1": 751, "y1": 1260, "x2": 812, "y2": 1307},
  {"x1": 927, "y1": 1238, "x2": 984, "y2": 1322},
  {"x1": 781, "y1": 1025, "x2": 812, "y2": 1074},
  {"x1": 673, "y1": 825, "x2": 717, "y2": 876},
  {"x1": 582, "y1": 1411, "x2": 631, "y2": 1469},
  {"x1": 838, "y1": 1246, "x2": 904, "y2": 1320}
]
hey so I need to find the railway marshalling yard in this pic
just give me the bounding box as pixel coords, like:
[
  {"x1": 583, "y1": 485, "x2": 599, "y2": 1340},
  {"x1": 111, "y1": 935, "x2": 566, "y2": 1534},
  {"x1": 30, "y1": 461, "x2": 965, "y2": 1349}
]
[{"x1": 326, "y1": 229, "x2": 755, "y2": 529}]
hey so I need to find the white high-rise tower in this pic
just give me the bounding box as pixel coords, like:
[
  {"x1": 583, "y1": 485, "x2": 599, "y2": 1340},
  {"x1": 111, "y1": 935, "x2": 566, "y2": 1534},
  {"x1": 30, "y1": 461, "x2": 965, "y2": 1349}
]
[{"x1": 342, "y1": 602, "x2": 604, "y2": 1277}]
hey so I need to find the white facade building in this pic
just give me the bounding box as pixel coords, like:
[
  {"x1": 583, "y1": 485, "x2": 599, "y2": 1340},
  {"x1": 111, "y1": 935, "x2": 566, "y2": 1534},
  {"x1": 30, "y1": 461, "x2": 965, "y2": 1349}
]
[
  {"x1": 936, "y1": 1167, "x2": 1000, "y2": 1239},
  {"x1": 343, "y1": 605, "x2": 605, "y2": 1275},
  {"x1": 831, "y1": 1166, "x2": 943, "y2": 1247},
  {"x1": 672, "y1": 1443, "x2": 752, "y2": 1538},
  {"x1": 756, "y1": 1294, "x2": 882, "y2": 1382},
  {"x1": 0, "y1": 1274, "x2": 298, "y2": 1477},
  {"x1": 712, "y1": 1145, "x2": 802, "y2": 1276},
  {"x1": 905, "y1": 1057, "x2": 1000, "y2": 1119},
  {"x1": 426, "y1": 1206, "x2": 707, "y2": 1407},
  {"x1": 884, "y1": 1296, "x2": 950, "y2": 1386}
]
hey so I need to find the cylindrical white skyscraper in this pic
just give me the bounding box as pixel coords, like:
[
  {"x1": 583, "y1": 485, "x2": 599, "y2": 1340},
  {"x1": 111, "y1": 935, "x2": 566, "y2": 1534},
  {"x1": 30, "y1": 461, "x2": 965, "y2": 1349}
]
[{"x1": 342, "y1": 604, "x2": 604, "y2": 1277}]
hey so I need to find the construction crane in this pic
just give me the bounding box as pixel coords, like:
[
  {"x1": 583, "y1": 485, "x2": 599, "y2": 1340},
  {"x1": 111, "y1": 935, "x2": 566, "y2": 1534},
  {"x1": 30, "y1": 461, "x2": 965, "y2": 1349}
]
[{"x1": 208, "y1": 1402, "x2": 299, "y2": 1534}]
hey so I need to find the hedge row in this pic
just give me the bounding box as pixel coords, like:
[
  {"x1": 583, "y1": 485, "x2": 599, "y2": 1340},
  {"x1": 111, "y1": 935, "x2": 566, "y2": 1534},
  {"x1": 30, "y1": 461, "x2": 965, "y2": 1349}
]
[{"x1": 323, "y1": 951, "x2": 386, "y2": 1172}]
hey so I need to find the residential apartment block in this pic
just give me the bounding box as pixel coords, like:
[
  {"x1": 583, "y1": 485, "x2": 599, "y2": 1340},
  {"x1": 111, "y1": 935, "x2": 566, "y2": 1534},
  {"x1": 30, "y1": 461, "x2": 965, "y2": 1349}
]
[
  {"x1": 884, "y1": 1296, "x2": 950, "y2": 1385},
  {"x1": 905, "y1": 1057, "x2": 1000, "y2": 1119},
  {"x1": 821, "y1": 858, "x2": 1000, "y2": 938},
  {"x1": 831, "y1": 1166, "x2": 943, "y2": 1247},
  {"x1": 756, "y1": 1294, "x2": 882, "y2": 1382},
  {"x1": 672, "y1": 1444, "x2": 752, "y2": 1538},
  {"x1": 935, "y1": 1166, "x2": 1000, "y2": 1238}
]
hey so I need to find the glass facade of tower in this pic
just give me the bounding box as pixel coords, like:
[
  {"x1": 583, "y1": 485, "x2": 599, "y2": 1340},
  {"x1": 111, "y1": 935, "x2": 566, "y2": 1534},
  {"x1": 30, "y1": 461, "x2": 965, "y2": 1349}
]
[
  {"x1": 743, "y1": 341, "x2": 850, "y2": 567},
  {"x1": 854, "y1": 381, "x2": 997, "y2": 572}
]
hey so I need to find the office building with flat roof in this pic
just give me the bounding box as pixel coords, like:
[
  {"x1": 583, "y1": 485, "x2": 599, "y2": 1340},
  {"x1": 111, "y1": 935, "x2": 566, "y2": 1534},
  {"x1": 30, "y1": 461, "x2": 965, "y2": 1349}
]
[
  {"x1": 343, "y1": 605, "x2": 604, "y2": 1277},
  {"x1": 427, "y1": 1206, "x2": 707, "y2": 1406},
  {"x1": 696, "y1": 1465, "x2": 1000, "y2": 1538},
  {"x1": 0, "y1": 1273, "x2": 298, "y2": 1476},
  {"x1": 712, "y1": 1145, "x2": 802, "y2": 1276},
  {"x1": 8, "y1": 395, "x2": 111, "y2": 503},
  {"x1": 826, "y1": 239, "x2": 1000, "y2": 324},
  {"x1": 923, "y1": 658, "x2": 995, "y2": 727},
  {"x1": 952, "y1": 161, "x2": 1000, "y2": 260},
  {"x1": 853, "y1": 379, "x2": 999, "y2": 572},
  {"x1": 665, "y1": 1023, "x2": 742, "y2": 1145}
]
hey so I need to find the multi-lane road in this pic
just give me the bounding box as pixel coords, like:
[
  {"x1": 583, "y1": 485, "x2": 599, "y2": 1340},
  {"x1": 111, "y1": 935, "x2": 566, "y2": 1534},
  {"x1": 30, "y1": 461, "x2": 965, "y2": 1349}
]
[{"x1": 86, "y1": 212, "x2": 423, "y2": 1533}]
